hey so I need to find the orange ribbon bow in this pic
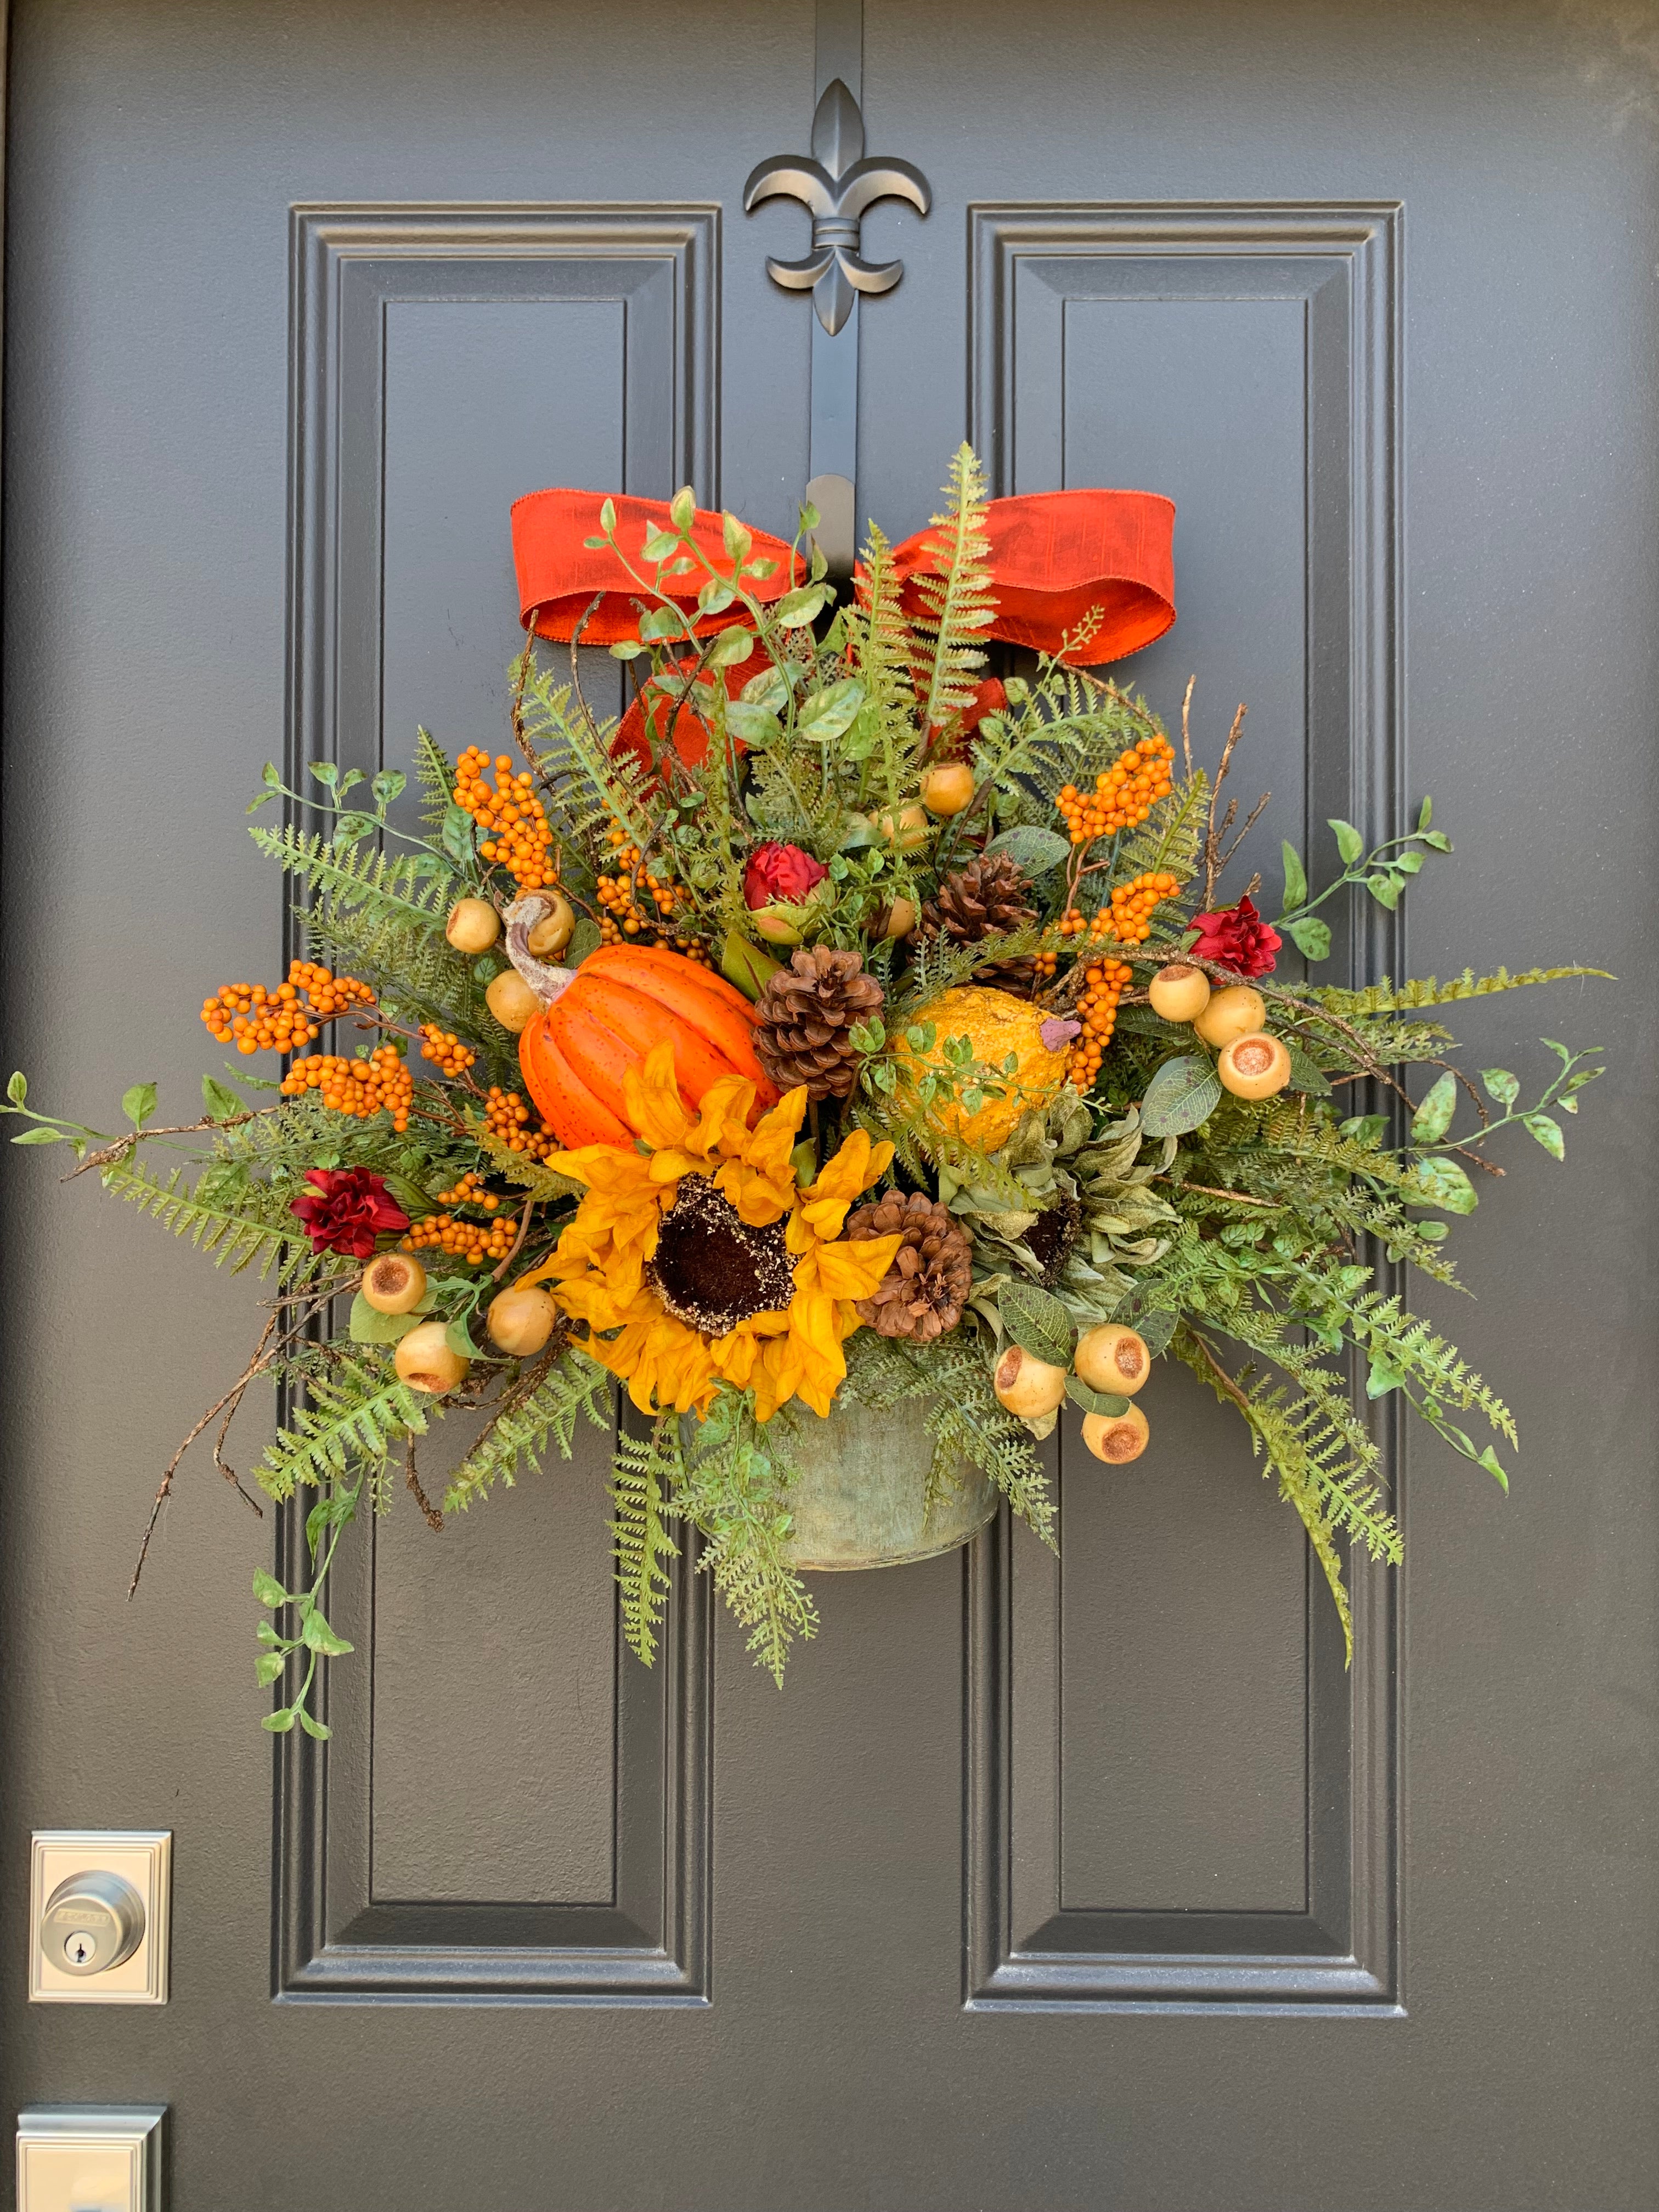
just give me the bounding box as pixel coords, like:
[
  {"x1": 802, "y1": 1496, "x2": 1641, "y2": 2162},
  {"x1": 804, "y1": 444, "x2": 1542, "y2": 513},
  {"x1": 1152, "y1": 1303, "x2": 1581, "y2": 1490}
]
[{"x1": 509, "y1": 482, "x2": 1175, "y2": 768}]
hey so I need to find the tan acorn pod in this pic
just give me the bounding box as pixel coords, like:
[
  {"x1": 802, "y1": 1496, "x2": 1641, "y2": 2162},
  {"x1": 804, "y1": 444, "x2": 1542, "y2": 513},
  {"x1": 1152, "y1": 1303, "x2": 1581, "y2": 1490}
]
[
  {"x1": 994, "y1": 1343, "x2": 1069, "y2": 1419},
  {"x1": 445, "y1": 897, "x2": 501, "y2": 954},
  {"x1": 871, "y1": 894, "x2": 919, "y2": 941},
  {"x1": 486, "y1": 1284, "x2": 560, "y2": 1358},
  {"x1": 1217, "y1": 1031, "x2": 1293, "y2": 1101},
  {"x1": 1081, "y1": 1402, "x2": 1150, "y2": 1464},
  {"x1": 920, "y1": 762, "x2": 977, "y2": 817},
  {"x1": 1193, "y1": 983, "x2": 1266, "y2": 1047},
  {"x1": 360, "y1": 1250, "x2": 427, "y2": 1316},
  {"x1": 1148, "y1": 961, "x2": 1211, "y2": 1024},
  {"x1": 1074, "y1": 1323, "x2": 1152, "y2": 1397},
  {"x1": 394, "y1": 1321, "x2": 469, "y2": 1395},
  {"x1": 524, "y1": 891, "x2": 575, "y2": 960},
  {"x1": 486, "y1": 967, "x2": 543, "y2": 1034}
]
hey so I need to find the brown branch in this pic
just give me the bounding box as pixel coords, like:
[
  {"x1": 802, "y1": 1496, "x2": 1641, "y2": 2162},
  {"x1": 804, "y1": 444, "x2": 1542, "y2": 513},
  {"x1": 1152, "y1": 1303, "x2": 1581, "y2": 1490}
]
[
  {"x1": 1180, "y1": 673, "x2": 1195, "y2": 778},
  {"x1": 1202, "y1": 703, "x2": 1249, "y2": 905},
  {"x1": 128, "y1": 1316, "x2": 279, "y2": 1598},
  {"x1": 64, "y1": 1107, "x2": 278, "y2": 1180},
  {"x1": 1159, "y1": 1178, "x2": 1280, "y2": 1208},
  {"x1": 405, "y1": 1437, "x2": 444, "y2": 1533},
  {"x1": 490, "y1": 1196, "x2": 538, "y2": 1283}
]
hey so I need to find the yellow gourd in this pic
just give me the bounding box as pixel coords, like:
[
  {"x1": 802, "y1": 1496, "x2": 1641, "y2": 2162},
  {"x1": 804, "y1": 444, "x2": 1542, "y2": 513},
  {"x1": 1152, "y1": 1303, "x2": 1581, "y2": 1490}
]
[{"x1": 891, "y1": 986, "x2": 1071, "y2": 1153}]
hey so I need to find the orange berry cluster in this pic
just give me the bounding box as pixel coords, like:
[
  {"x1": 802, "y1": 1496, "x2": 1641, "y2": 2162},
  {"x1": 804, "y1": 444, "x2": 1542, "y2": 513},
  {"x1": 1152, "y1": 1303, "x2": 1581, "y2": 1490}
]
[
  {"x1": 405, "y1": 1173, "x2": 517, "y2": 1266},
  {"x1": 597, "y1": 823, "x2": 684, "y2": 941},
  {"x1": 483, "y1": 1086, "x2": 560, "y2": 1163},
  {"x1": 452, "y1": 748, "x2": 557, "y2": 891},
  {"x1": 1107, "y1": 871, "x2": 1182, "y2": 944},
  {"x1": 1067, "y1": 959, "x2": 1134, "y2": 1090},
  {"x1": 280, "y1": 1045, "x2": 413, "y2": 1131},
  {"x1": 419, "y1": 1024, "x2": 476, "y2": 1078},
  {"x1": 1057, "y1": 733, "x2": 1176, "y2": 843},
  {"x1": 1032, "y1": 946, "x2": 1059, "y2": 983},
  {"x1": 201, "y1": 962, "x2": 373, "y2": 1056}
]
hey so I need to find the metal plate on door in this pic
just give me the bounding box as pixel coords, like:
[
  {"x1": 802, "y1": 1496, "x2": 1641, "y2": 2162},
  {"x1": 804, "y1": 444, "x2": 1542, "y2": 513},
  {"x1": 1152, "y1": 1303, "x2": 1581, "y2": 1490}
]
[
  {"x1": 16, "y1": 2107, "x2": 166, "y2": 2212},
  {"x1": 29, "y1": 1834, "x2": 171, "y2": 2006}
]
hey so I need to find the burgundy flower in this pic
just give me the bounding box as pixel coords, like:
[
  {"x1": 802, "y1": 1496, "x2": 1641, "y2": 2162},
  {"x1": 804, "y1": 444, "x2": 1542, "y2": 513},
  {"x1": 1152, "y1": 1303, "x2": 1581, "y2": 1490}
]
[
  {"x1": 290, "y1": 1167, "x2": 410, "y2": 1259},
  {"x1": 743, "y1": 842, "x2": 828, "y2": 911},
  {"x1": 1188, "y1": 894, "x2": 1282, "y2": 979}
]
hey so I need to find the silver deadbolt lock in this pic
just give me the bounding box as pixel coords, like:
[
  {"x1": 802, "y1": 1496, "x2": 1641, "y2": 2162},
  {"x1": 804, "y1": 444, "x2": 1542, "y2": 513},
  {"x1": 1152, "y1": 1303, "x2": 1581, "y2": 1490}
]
[{"x1": 40, "y1": 1870, "x2": 145, "y2": 1978}]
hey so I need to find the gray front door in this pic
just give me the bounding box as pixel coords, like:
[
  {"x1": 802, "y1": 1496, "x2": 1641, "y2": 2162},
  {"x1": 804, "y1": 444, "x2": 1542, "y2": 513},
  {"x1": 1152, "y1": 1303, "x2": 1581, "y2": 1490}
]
[{"x1": 3, "y1": 3, "x2": 1654, "y2": 2205}]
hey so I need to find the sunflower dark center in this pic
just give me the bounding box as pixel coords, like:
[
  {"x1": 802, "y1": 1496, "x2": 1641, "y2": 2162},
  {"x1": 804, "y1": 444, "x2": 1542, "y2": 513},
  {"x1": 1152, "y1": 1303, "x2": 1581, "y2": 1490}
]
[
  {"x1": 1023, "y1": 1192, "x2": 1082, "y2": 1287},
  {"x1": 647, "y1": 1175, "x2": 797, "y2": 1336}
]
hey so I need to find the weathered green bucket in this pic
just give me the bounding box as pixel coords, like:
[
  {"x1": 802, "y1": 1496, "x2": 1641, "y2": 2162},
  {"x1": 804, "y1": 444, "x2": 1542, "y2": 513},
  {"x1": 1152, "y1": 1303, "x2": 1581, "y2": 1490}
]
[{"x1": 687, "y1": 1393, "x2": 996, "y2": 1571}]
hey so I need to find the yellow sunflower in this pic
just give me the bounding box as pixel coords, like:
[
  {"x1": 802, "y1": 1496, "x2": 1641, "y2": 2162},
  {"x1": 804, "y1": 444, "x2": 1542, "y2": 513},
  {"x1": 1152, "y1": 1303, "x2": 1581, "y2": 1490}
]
[{"x1": 522, "y1": 1041, "x2": 904, "y2": 1423}]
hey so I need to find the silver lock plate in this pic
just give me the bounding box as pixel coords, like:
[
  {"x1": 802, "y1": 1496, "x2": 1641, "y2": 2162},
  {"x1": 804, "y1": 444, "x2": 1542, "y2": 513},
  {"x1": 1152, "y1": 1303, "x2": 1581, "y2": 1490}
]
[
  {"x1": 16, "y1": 2106, "x2": 166, "y2": 2212},
  {"x1": 29, "y1": 1833, "x2": 170, "y2": 2006}
]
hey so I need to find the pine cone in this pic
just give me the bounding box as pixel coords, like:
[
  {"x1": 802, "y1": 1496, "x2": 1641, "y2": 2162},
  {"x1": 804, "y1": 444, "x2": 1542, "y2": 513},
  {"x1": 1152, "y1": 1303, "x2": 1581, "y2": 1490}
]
[
  {"x1": 752, "y1": 947, "x2": 883, "y2": 1103},
  {"x1": 847, "y1": 1190, "x2": 974, "y2": 1343},
  {"x1": 920, "y1": 854, "x2": 1038, "y2": 991}
]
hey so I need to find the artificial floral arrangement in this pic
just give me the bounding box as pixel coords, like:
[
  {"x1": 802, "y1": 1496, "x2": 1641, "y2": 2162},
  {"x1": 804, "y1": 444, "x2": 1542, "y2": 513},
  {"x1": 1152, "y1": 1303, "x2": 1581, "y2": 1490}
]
[{"x1": 5, "y1": 447, "x2": 1604, "y2": 1734}]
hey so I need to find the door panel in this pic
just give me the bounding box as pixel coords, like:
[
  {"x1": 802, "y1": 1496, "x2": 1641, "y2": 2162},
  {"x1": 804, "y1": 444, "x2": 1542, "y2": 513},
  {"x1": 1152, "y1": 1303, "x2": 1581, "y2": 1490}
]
[{"x1": 4, "y1": 2, "x2": 1656, "y2": 2206}]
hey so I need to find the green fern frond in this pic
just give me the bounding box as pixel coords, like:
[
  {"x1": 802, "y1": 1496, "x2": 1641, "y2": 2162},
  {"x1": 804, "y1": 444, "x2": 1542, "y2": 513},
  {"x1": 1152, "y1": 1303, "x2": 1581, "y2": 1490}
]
[
  {"x1": 414, "y1": 727, "x2": 456, "y2": 823},
  {"x1": 442, "y1": 1346, "x2": 612, "y2": 1514},
  {"x1": 676, "y1": 1401, "x2": 818, "y2": 1684},
  {"x1": 258, "y1": 1356, "x2": 428, "y2": 1503},
  {"x1": 99, "y1": 1158, "x2": 316, "y2": 1280},
  {"x1": 1346, "y1": 1292, "x2": 1517, "y2": 1444},
  {"x1": 910, "y1": 444, "x2": 996, "y2": 733},
  {"x1": 462, "y1": 1112, "x2": 585, "y2": 1203},
  {"x1": 250, "y1": 823, "x2": 454, "y2": 929},
  {"x1": 611, "y1": 1417, "x2": 682, "y2": 1666},
  {"x1": 1314, "y1": 965, "x2": 1610, "y2": 1017}
]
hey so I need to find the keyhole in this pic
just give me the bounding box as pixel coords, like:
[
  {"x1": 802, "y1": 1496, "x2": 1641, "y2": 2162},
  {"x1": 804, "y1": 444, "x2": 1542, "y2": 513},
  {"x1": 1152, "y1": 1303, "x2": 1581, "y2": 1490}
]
[{"x1": 64, "y1": 1930, "x2": 96, "y2": 1967}]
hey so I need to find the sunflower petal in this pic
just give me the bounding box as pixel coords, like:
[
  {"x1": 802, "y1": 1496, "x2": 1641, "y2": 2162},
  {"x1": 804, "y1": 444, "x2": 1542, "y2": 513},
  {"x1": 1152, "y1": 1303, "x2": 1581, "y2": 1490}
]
[{"x1": 622, "y1": 1039, "x2": 692, "y2": 1151}]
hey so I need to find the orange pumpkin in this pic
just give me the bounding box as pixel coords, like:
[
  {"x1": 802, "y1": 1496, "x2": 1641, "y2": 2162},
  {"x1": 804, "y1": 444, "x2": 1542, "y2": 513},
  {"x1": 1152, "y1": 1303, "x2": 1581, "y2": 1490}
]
[{"x1": 518, "y1": 944, "x2": 779, "y2": 1148}]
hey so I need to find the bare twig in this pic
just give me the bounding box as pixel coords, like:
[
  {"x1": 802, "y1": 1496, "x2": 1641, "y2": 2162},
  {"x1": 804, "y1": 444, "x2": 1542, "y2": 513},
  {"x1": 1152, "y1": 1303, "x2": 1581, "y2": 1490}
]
[
  {"x1": 1180, "y1": 674, "x2": 1195, "y2": 778},
  {"x1": 128, "y1": 1316, "x2": 279, "y2": 1598},
  {"x1": 1159, "y1": 1178, "x2": 1280, "y2": 1209},
  {"x1": 1202, "y1": 703, "x2": 1249, "y2": 905},
  {"x1": 405, "y1": 1438, "x2": 444, "y2": 1533},
  {"x1": 490, "y1": 1196, "x2": 538, "y2": 1283},
  {"x1": 65, "y1": 1107, "x2": 278, "y2": 1180}
]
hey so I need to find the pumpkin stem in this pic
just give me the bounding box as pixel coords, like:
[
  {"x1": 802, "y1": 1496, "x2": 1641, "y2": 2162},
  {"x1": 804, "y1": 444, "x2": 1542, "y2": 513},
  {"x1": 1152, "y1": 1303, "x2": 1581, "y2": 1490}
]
[{"x1": 504, "y1": 894, "x2": 578, "y2": 1007}]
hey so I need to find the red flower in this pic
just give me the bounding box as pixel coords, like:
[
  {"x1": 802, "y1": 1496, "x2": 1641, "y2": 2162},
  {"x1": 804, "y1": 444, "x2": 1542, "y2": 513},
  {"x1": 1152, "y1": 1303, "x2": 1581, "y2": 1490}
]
[
  {"x1": 290, "y1": 1167, "x2": 410, "y2": 1259},
  {"x1": 743, "y1": 842, "x2": 828, "y2": 911},
  {"x1": 1189, "y1": 894, "x2": 1282, "y2": 979}
]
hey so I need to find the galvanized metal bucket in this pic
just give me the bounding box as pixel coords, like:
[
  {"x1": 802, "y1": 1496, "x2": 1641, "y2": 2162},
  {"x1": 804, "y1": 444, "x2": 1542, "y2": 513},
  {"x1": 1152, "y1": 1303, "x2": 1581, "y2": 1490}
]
[{"x1": 763, "y1": 1393, "x2": 997, "y2": 1571}]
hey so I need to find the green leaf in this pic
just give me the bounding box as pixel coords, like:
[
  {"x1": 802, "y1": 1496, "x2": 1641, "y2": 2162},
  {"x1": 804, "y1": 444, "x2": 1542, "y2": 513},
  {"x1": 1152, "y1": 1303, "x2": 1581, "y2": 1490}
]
[
  {"x1": 1481, "y1": 1068, "x2": 1520, "y2": 1109},
  {"x1": 252, "y1": 1568, "x2": 288, "y2": 1607},
  {"x1": 775, "y1": 584, "x2": 828, "y2": 629},
  {"x1": 1340, "y1": 1113, "x2": 1389, "y2": 1147},
  {"x1": 1418, "y1": 830, "x2": 1453, "y2": 852},
  {"x1": 261, "y1": 760, "x2": 282, "y2": 789},
  {"x1": 1406, "y1": 1156, "x2": 1478, "y2": 1214},
  {"x1": 740, "y1": 663, "x2": 792, "y2": 711},
  {"x1": 705, "y1": 624, "x2": 756, "y2": 670},
  {"x1": 797, "y1": 678, "x2": 865, "y2": 741},
  {"x1": 720, "y1": 930, "x2": 781, "y2": 1001},
  {"x1": 446, "y1": 1315, "x2": 481, "y2": 1361},
  {"x1": 1135, "y1": 1311, "x2": 1178, "y2": 1359},
  {"x1": 1365, "y1": 871, "x2": 1403, "y2": 910},
  {"x1": 301, "y1": 1608, "x2": 353, "y2": 1657},
  {"x1": 637, "y1": 605, "x2": 683, "y2": 641},
  {"x1": 1523, "y1": 1111, "x2": 1565, "y2": 1160},
  {"x1": 263, "y1": 1707, "x2": 298, "y2": 1733},
  {"x1": 1284, "y1": 1042, "x2": 1333, "y2": 1096},
  {"x1": 1286, "y1": 915, "x2": 1332, "y2": 962},
  {"x1": 609, "y1": 638, "x2": 646, "y2": 661},
  {"x1": 725, "y1": 700, "x2": 783, "y2": 747},
  {"x1": 641, "y1": 528, "x2": 680, "y2": 563},
  {"x1": 1417, "y1": 795, "x2": 1434, "y2": 832},
  {"x1": 983, "y1": 825, "x2": 1071, "y2": 876},
  {"x1": 201, "y1": 1073, "x2": 244, "y2": 1121},
  {"x1": 1391, "y1": 848, "x2": 1423, "y2": 877},
  {"x1": 1140, "y1": 1053, "x2": 1222, "y2": 1138},
  {"x1": 1329, "y1": 817, "x2": 1364, "y2": 865},
  {"x1": 11, "y1": 1125, "x2": 67, "y2": 1144},
  {"x1": 309, "y1": 760, "x2": 340, "y2": 791},
  {"x1": 697, "y1": 578, "x2": 736, "y2": 616},
  {"x1": 1365, "y1": 1358, "x2": 1403, "y2": 1400},
  {"x1": 441, "y1": 804, "x2": 477, "y2": 867},
  {"x1": 298, "y1": 1710, "x2": 332, "y2": 1740},
  {"x1": 723, "y1": 511, "x2": 753, "y2": 562},
  {"x1": 1411, "y1": 1070, "x2": 1458, "y2": 1145},
  {"x1": 1478, "y1": 1446, "x2": 1509, "y2": 1493},
  {"x1": 372, "y1": 769, "x2": 407, "y2": 809},
  {"x1": 348, "y1": 1291, "x2": 421, "y2": 1344},
  {"x1": 598, "y1": 497, "x2": 617, "y2": 533},
  {"x1": 568, "y1": 917, "x2": 602, "y2": 967},
  {"x1": 1065, "y1": 1377, "x2": 1131, "y2": 1417},
  {"x1": 668, "y1": 484, "x2": 696, "y2": 532},
  {"x1": 1000, "y1": 1280, "x2": 1075, "y2": 1370},
  {"x1": 255, "y1": 1651, "x2": 286, "y2": 1687},
  {"x1": 122, "y1": 1082, "x2": 157, "y2": 1131},
  {"x1": 1279, "y1": 840, "x2": 1307, "y2": 913},
  {"x1": 6, "y1": 1071, "x2": 25, "y2": 1105}
]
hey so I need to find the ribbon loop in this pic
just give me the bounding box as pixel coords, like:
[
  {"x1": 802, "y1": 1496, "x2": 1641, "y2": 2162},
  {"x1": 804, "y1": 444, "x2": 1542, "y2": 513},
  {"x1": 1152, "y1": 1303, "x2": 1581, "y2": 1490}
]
[{"x1": 510, "y1": 483, "x2": 1175, "y2": 665}]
